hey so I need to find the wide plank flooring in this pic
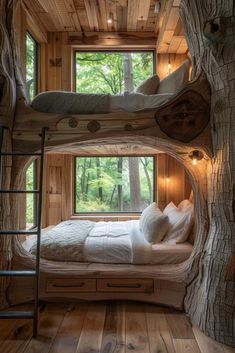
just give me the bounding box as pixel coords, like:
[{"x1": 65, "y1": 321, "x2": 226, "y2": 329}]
[{"x1": 0, "y1": 301, "x2": 234, "y2": 353}]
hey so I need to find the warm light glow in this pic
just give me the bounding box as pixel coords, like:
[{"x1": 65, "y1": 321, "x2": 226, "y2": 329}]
[
  {"x1": 107, "y1": 12, "x2": 113, "y2": 24},
  {"x1": 192, "y1": 158, "x2": 197, "y2": 166},
  {"x1": 168, "y1": 63, "x2": 172, "y2": 69},
  {"x1": 166, "y1": 177, "x2": 170, "y2": 183}
]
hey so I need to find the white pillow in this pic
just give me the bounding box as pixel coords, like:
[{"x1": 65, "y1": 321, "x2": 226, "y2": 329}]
[
  {"x1": 178, "y1": 199, "x2": 194, "y2": 212},
  {"x1": 163, "y1": 202, "x2": 193, "y2": 244},
  {"x1": 157, "y1": 60, "x2": 190, "y2": 94},
  {"x1": 135, "y1": 74, "x2": 160, "y2": 95},
  {"x1": 140, "y1": 202, "x2": 169, "y2": 244}
]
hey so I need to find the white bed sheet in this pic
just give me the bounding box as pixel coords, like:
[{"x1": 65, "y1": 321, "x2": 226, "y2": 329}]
[{"x1": 23, "y1": 220, "x2": 192, "y2": 265}]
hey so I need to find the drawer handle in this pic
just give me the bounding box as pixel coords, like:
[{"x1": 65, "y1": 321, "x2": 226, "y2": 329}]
[
  {"x1": 52, "y1": 282, "x2": 85, "y2": 288},
  {"x1": 107, "y1": 283, "x2": 142, "y2": 289}
]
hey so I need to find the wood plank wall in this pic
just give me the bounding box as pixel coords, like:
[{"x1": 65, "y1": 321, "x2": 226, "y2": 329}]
[
  {"x1": 42, "y1": 154, "x2": 73, "y2": 227},
  {"x1": 157, "y1": 154, "x2": 191, "y2": 211},
  {"x1": 157, "y1": 53, "x2": 190, "y2": 80},
  {"x1": 41, "y1": 154, "x2": 191, "y2": 227}
]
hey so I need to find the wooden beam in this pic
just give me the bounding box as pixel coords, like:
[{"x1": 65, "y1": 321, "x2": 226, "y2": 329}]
[
  {"x1": 68, "y1": 31, "x2": 157, "y2": 47},
  {"x1": 22, "y1": 1, "x2": 48, "y2": 43}
]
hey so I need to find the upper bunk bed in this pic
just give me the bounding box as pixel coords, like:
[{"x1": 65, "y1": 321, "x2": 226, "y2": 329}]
[{"x1": 13, "y1": 60, "x2": 212, "y2": 157}]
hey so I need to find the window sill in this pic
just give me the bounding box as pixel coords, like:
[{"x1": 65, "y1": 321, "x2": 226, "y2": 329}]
[{"x1": 71, "y1": 213, "x2": 140, "y2": 221}]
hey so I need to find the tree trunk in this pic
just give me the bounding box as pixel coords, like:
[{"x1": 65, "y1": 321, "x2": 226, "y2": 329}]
[
  {"x1": 0, "y1": 0, "x2": 21, "y2": 308},
  {"x1": 180, "y1": 0, "x2": 235, "y2": 346},
  {"x1": 85, "y1": 158, "x2": 92, "y2": 201},
  {"x1": 141, "y1": 157, "x2": 152, "y2": 203},
  {"x1": 96, "y1": 157, "x2": 103, "y2": 202},
  {"x1": 124, "y1": 53, "x2": 133, "y2": 92},
  {"x1": 128, "y1": 157, "x2": 141, "y2": 211},
  {"x1": 117, "y1": 157, "x2": 123, "y2": 211}
]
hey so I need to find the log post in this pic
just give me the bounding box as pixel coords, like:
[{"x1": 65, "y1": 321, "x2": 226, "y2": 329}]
[
  {"x1": 180, "y1": 0, "x2": 235, "y2": 346},
  {"x1": 0, "y1": 0, "x2": 22, "y2": 307}
]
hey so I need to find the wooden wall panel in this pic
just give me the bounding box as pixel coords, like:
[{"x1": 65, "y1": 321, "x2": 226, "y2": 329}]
[
  {"x1": 157, "y1": 154, "x2": 191, "y2": 211},
  {"x1": 157, "y1": 53, "x2": 190, "y2": 80},
  {"x1": 40, "y1": 32, "x2": 72, "y2": 92},
  {"x1": 42, "y1": 154, "x2": 73, "y2": 227},
  {"x1": 15, "y1": 5, "x2": 27, "y2": 80}
]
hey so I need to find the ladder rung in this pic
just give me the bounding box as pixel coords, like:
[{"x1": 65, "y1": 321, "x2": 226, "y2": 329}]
[
  {"x1": 0, "y1": 190, "x2": 39, "y2": 194},
  {"x1": 0, "y1": 270, "x2": 36, "y2": 277},
  {"x1": 0, "y1": 152, "x2": 42, "y2": 156},
  {"x1": 0, "y1": 311, "x2": 34, "y2": 319},
  {"x1": 0, "y1": 230, "x2": 38, "y2": 235}
]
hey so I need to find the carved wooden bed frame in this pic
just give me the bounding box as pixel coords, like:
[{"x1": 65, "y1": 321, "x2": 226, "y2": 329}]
[{"x1": 6, "y1": 73, "x2": 211, "y2": 309}]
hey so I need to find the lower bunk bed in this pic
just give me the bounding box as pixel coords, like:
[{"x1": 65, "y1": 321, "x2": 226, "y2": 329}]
[{"x1": 9, "y1": 200, "x2": 195, "y2": 309}]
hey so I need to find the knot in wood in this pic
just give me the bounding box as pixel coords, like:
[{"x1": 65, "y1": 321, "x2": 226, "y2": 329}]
[
  {"x1": 87, "y1": 120, "x2": 100, "y2": 133},
  {"x1": 203, "y1": 18, "x2": 224, "y2": 43},
  {"x1": 214, "y1": 100, "x2": 223, "y2": 114},
  {"x1": 125, "y1": 123, "x2": 133, "y2": 131},
  {"x1": 68, "y1": 118, "x2": 78, "y2": 128}
]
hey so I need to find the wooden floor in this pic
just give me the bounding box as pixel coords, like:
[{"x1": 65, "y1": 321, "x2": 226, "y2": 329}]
[{"x1": 0, "y1": 301, "x2": 234, "y2": 353}]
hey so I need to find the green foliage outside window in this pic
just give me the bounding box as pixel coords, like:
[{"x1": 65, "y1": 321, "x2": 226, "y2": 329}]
[
  {"x1": 75, "y1": 52, "x2": 154, "y2": 94},
  {"x1": 75, "y1": 156, "x2": 154, "y2": 213},
  {"x1": 26, "y1": 33, "x2": 37, "y2": 101},
  {"x1": 26, "y1": 161, "x2": 37, "y2": 227}
]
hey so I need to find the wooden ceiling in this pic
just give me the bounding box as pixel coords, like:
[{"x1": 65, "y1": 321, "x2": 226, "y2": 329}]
[
  {"x1": 23, "y1": 0, "x2": 160, "y2": 33},
  {"x1": 22, "y1": 0, "x2": 188, "y2": 54}
]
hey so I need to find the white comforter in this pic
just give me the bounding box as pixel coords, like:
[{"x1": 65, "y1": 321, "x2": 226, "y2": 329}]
[{"x1": 29, "y1": 220, "x2": 152, "y2": 264}]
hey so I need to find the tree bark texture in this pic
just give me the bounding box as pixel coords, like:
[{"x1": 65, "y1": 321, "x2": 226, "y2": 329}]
[
  {"x1": 180, "y1": 0, "x2": 235, "y2": 346},
  {"x1": 0, "y1": 0, "x2": 18, "y2": 308}
]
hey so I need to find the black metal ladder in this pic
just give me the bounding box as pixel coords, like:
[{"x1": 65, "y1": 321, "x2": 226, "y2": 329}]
[{"x1": 0, "y1": 126, "x2": 46, "y2": 337}]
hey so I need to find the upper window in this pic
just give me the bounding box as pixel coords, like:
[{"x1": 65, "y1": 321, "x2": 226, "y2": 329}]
[
  {"x1": 26, "y1": 160, "x2": 37, "y2": 228},
  {"x1": 74, "y1": 156, "x2": 154, "y2": 213},
  {"x1": 26, "y1": 32, "x2": 38, "y2": 101},
  {"x1": 75, "y1": 51, "x2": 154, "y2": 94}
]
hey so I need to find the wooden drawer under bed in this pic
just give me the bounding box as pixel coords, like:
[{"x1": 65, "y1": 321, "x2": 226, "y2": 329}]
[
  {"x1": 46, "y1": 278, "x2": 96, "y2": 293},
  {"x1": 45, "y1": 278, "x2": 154, "y2": 293},
  {"x1": 97, "y1": 278, "x2": 154, "y2": 293}
]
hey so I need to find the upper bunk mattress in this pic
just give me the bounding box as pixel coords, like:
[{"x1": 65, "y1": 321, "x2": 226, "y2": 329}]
[
  {"x1": 31, "y1": 91, "x2": 173, "y2": 114},
  {"x1": 27, "y1": 220, "x2": 192, "y2": 265}
]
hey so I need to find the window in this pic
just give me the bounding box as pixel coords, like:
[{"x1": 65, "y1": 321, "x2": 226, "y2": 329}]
[
  {"x1": 26, "y1": 161, "x2": 38, "y2": 228},
  {"x1": 74, "y1": 156, "x2": 154, "y2": 213},
  {"x1": 75, "y1": 51, "x2": 154, "y2": 94},
  {"x1": 26, "y1": 32, "x2": 38, "y2": 101}
]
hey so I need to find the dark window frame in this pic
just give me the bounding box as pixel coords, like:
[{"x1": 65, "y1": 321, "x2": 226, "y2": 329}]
[
  {"x1": 26, "y1": 31, "x2": 39, "y2": 100},
  {"x1": 74, "y1": 49, "x2": 156, "y2": 93},
  {"x1": 73, "y1": 155, "x2": 156, "y2": 215}
]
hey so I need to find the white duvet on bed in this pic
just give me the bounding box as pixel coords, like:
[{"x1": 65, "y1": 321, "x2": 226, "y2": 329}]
[
  {"x1": 27, "y1": 220, "x2": 192, "y2": 264},
  {"x1": 29, "y1": 220, "x2": 152, "y2": 264}
]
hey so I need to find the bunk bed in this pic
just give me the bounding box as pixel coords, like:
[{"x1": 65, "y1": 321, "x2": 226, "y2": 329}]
[{"x1": 6, "y1": 61, "x2": 211, "y2": 310}]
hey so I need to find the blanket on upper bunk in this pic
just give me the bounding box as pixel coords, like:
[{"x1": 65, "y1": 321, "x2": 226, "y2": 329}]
[
  {"x1": 31, "y1": 91, "x2": 173, "y2": 114},
  {"x1": 29, "y1": 220, "x2": 152, "y2": 264}
]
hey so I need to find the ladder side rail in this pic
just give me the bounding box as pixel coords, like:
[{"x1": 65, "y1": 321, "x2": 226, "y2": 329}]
[{"x1": 33, "y1": 127, "x2": 46, "y2": 337}]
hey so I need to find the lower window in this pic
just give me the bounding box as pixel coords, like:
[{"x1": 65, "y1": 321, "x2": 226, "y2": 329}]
[
  {"x1": 26, "y1": 160, "x2": 37, "y2": 228},
  {"x1": 74, "y1": 156, "x2": 154, "y2": 213}
]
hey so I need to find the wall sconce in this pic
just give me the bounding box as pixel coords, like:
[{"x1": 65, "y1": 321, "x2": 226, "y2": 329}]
[
  {"x1": 107, "y1": 12, "x2": 113, "y2": 24},
  {"x1": 167, "y1": 61, "x2": 172, "y2": 75},
  {"x1": 189, "y1": 150, "x2": 204, "y2": 165}
]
